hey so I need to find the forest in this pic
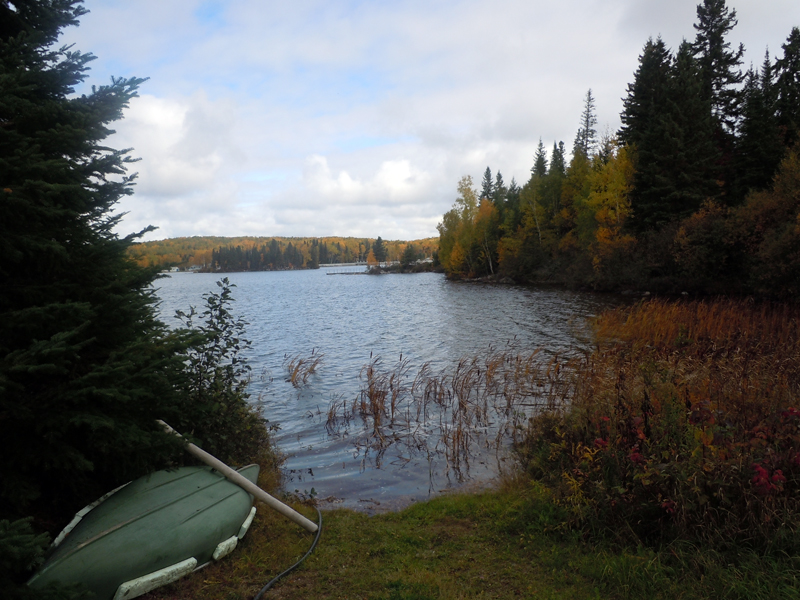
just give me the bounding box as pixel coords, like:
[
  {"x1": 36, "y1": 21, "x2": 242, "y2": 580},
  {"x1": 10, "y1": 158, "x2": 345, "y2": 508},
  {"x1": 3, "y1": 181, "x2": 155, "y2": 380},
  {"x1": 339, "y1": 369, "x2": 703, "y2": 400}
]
[
  {"x1": 128, "y1": 235, "x2": 439, "y2": 272},
  {"x1": 437, "y1": 2, "x2": 800, "y2": 297}
]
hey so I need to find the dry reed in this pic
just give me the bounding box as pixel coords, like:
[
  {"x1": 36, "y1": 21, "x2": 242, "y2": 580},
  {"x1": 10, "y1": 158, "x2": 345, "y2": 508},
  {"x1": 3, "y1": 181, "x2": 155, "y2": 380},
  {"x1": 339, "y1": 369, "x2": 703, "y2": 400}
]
[
  {"x1": 283, "y1": 349, "x2": 324, "y2": 388},
  {"x1": 325, "y1": 348, "x2": 581, "y2": 483}
]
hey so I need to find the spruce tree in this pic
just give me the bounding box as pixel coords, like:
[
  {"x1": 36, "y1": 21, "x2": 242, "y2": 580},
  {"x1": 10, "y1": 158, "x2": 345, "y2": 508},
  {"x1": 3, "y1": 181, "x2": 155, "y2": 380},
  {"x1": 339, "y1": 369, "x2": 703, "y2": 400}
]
[
  {"x1": 541, "y1": 142, "x2": 566, "y2": 217},
  {"x1": 620, "y1": 38, "x2": 673, "y2": 231},
  {"x1": 619, "y1": 37, "x2": 673, "y2": 149},
  {"x1": 660, "y1": 41, "x2": 720, "y2": 215},
  {"x1": 503, "y1": 177, "x2": 522, "y2": 233},
  {"x1": 550, "y1": 142, "x2": 566, "y2": 176},
  {"x1": 492, "y1": 171, "x2": 506, "y2": 206},
  {"x1": 373, "y1": 236, "x2": 387, "y2": 262},
  {"x1": 573, "y1": 89, "x2": 598, "y2": 158},
  {"x1": 532, "y1": 138, "x2": 548, "y2": 178},
  {"x1": 736, "y1": 54, "x2": 784, "y2": 195},
  {"x1": 691, "y1": 0, "x2": 744, "y2": 133},
  {"x1": 400, "y1": 243, "x2": 418, "y2": 267},
  {"x1": 0, "y1": 0, "x2": 185, "y2": 522},
  {"x1": 775, "y1": 27, "x2": 800, "y2": 148},
  {"x1": 480, "y1": 166, "x2": 494, "y2": 200},
  {"x1": 626, "y1": 41, "x2": 719, "y2": 231}
]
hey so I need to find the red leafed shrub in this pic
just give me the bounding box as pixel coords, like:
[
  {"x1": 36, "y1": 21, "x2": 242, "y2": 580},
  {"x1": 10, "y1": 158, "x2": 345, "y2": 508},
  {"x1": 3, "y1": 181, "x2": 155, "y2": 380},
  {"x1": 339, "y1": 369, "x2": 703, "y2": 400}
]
[{"x1": 516, "y1": 298, "x2": 800, "y2": 550}]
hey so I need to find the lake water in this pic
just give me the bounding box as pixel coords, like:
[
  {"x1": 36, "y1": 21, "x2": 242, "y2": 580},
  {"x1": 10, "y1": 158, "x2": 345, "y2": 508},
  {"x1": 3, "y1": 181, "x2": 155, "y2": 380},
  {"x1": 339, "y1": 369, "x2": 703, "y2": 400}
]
[{"x1": 154, "y1": 270, "x2": 622, "y2": 512}]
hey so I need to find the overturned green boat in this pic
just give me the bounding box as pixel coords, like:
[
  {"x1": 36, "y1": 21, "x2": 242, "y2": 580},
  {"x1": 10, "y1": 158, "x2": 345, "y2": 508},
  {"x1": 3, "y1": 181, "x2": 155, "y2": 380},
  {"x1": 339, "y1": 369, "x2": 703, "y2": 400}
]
[{"x1": 28, "y1": 464, "x2": 260, "y2": 600}]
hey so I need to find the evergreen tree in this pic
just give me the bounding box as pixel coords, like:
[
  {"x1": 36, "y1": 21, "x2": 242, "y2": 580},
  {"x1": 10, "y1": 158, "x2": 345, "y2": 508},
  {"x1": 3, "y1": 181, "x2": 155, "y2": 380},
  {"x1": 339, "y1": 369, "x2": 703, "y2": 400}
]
[
  {"x1": 662, "y1": 41, "x2": 720, "y2": 213},
  {"x1": 627, "y1": 41, "x2": 719, "y2": 232},
  {"x1": 308, "y1": 240, "x2": 320, "y2": 269},
  {"x1": 373, "y1": 236, "x2": 387, "y2": 262},
  {"x1": 736, "y1": 54, "x2": 784, "y2": 195},
  {"x1": 480, "y1": 167, "x2": 494, "y2": 200},
  {"x1": 400, "y1": 244, "x2": 418, "y2": 267},
  {"x1": 619, "y1": 37, "x2": 673, "y2": 149},
  {"x1": 775, "y1": 27, "x2": 800, "y2": 148},
  {"x1": 532, "y1": 138, "x2": 548, "y2": 178},
  {"x1": 573, "y1": 89, "x2": 598, "y2": 157},
  {"x1": 0, "y1": 0, "x2": 199, "y2": 524},
  {"x1": 492, "y1": 171, "x2": 507, "y2": 207},
  {"x1": 503, "y1": 177, "x2": 522, "y2": 233},
  {"x1": 691, "y1": 0, "x2": 744, "y2": 133},
  {"x1": 550, "y1": 142, "x2": 566, "y2": 176},
  {"x1": 268, "y1": 238, "x2": 284, "y2": 268},
  {"x1": 541, "y1": 142, "x2": 566, "y2": 217}
]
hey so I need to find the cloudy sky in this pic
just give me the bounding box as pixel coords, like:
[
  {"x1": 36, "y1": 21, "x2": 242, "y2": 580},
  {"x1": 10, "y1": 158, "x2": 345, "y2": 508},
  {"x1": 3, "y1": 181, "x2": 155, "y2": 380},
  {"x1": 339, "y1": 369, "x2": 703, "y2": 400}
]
[{"x1": 61, "y1": 0, "x2": 800, "y2": 241}]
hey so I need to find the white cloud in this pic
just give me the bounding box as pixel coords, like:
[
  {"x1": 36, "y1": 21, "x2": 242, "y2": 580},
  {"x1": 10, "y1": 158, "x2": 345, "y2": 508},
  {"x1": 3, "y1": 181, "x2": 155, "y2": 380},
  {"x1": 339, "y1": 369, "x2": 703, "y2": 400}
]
[
  {"x1": 302, "y1": 155, "x2": 431, "y2": 207},
  {"x1": 62, "y1": 0, "x2": 800, "y2": 241},
  {"x1": 113, "y1": 93, "x2": 242, "y2": 198}
]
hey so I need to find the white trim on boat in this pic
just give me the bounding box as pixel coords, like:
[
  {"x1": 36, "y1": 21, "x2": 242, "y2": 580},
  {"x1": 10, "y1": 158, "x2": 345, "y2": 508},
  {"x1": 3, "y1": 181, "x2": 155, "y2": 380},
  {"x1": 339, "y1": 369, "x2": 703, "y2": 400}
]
[
  {"x1": 113, "y1": 557, "x2": 197, "y2": 600},
  {"x1": 212, "y1": 535, "x2": 239, "y2": 561},
  {"x1": 51, "y1": 482, "x2": 131, "y2": 549},
  {"x1": 238, "y1": 506, "x2": 257, "y2": 539}
]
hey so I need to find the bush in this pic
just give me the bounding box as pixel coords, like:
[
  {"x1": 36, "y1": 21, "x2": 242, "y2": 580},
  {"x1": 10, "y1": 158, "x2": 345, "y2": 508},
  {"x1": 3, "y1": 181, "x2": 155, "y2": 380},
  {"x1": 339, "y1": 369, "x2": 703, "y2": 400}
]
[
  {"x1": 173, "y1": 278, "x2": 273, "y2": 466},
  {"x1": 516, "y1": 299, "x2": 800, "y2": 551},
  {"x1": 0, "y1": 519, "x2": 89, "y2": 599}
]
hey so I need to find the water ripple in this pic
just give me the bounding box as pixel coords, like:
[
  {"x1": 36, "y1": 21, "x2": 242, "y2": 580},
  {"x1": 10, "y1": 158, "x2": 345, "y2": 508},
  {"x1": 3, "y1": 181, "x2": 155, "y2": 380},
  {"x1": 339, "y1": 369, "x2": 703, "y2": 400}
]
[{"x1": 154, "y1": 270, "x2": 622, "y2": 511}]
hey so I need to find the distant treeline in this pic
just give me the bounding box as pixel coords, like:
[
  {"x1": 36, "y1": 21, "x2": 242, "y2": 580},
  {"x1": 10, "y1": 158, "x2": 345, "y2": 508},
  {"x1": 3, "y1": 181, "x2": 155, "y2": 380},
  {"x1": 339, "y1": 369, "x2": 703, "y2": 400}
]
[
  {"x1": 438, "y1": 2, "x2": 800, "y2": 298},
  {"x1": 129, "y1": 235, "x2": 438, "y2": 272}
]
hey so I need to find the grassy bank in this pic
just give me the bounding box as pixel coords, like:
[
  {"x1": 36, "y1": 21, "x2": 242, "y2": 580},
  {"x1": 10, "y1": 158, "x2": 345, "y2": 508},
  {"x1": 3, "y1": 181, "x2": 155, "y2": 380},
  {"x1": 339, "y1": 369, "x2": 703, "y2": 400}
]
[{"x1": 145, "y1": 477, "x2": 799, "y2": 599}]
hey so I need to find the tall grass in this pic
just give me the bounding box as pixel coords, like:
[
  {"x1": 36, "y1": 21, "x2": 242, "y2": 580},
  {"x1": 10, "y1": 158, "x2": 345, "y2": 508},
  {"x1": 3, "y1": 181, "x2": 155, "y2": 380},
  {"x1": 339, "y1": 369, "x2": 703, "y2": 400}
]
[
  {"x1": 325, "y1": 349, "x2": 578, "y2": 482},
  {"x1": 517, "y1": 298, "x2": 800, "y2": 550}
]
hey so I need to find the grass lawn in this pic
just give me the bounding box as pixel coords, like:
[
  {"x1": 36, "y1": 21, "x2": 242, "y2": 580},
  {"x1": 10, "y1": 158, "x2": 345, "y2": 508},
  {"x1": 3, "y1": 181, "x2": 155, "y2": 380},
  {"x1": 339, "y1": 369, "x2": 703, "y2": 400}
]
[{"x1": 144, "y1": 477, "x2": 799, "y2": 600}]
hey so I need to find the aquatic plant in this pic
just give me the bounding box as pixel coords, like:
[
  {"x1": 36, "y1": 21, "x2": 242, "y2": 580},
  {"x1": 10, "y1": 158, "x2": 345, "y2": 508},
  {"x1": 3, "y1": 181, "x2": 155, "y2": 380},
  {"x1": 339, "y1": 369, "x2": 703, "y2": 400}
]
[
  {"x1": 284, "y1": 349, "x2": 324, "y2": 388},
  {"x1": 325, "y1": 346, "x2": 579, "y2": 483}
]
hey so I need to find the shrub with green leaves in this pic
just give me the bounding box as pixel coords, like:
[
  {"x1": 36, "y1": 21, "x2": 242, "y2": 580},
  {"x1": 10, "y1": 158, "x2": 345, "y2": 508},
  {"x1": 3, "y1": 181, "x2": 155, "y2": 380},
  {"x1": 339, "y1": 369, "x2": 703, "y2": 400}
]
[{"x1": 173, "y1": 278, "x2": 272, "y2": 466}]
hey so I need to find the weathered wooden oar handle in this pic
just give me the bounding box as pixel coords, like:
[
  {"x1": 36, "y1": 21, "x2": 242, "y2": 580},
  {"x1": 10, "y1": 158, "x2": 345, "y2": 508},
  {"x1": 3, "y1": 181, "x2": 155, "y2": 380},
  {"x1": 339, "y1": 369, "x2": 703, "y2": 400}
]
[{"x1": 158, "y1": 420, "x2": 318, "y2": 533}]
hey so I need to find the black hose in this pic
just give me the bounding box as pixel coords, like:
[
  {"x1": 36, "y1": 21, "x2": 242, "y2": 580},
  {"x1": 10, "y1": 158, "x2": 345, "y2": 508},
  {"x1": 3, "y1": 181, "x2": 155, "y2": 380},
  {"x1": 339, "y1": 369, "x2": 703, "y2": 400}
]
[{"x1": 253, "y1": 506, "x2": 323, "y2": 599}]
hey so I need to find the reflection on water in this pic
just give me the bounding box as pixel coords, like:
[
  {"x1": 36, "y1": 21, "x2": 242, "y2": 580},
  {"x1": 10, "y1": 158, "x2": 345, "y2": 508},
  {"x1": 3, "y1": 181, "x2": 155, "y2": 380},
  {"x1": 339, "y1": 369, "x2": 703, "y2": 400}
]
[{"x1": 154, "y1": 270, "x2": 622, "y2": 512}]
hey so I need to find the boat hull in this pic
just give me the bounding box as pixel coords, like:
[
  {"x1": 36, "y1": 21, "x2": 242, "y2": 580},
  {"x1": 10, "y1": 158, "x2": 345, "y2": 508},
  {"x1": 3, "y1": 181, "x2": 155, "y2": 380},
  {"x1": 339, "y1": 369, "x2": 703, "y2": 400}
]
[{"x1": 28, "y1": 465, "x2": 259, "y2": 600}]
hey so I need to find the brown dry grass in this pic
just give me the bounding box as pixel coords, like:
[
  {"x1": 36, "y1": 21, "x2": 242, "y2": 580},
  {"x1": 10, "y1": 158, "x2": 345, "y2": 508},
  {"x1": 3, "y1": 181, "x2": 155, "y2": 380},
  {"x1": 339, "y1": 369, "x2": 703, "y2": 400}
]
[{"x1": 519, "y1": 298, "x2": 800, "y2": 548}]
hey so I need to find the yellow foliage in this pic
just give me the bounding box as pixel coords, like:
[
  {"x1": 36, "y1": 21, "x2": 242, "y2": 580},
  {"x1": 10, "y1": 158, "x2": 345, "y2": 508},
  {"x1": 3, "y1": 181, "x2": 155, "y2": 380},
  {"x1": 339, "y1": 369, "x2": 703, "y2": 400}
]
[
  {"x1": 585, "y1": 144, "x2": 635, "y2": 272},
  {"x1": 448, "y1": 241, "x2": 466, "y2": 274},
  {"x1": 475, "y1": 198, "x2": 497, "y2": 224}
]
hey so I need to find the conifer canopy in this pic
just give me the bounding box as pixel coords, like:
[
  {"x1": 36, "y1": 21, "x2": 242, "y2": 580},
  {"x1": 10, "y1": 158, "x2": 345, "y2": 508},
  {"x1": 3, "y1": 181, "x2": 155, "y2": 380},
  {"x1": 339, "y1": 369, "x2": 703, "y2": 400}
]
[{"x1": 0, "y1": 0, "x2": 181, "y2": 519}]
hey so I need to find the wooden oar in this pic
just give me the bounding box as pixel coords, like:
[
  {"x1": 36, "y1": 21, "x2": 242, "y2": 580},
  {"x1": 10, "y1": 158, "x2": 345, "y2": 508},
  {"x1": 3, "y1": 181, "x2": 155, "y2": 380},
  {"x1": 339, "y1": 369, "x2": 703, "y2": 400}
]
[{"x1": 158, "y1": 420, "x2": 318, "y2": 533}]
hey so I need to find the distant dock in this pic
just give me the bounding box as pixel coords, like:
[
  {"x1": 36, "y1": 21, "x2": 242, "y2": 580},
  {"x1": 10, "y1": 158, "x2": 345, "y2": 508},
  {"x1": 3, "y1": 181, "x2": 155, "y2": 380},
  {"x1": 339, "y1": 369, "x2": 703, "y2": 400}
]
[{"x1": 321, "y1": 263, "x2": 369, "y2": 275}]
